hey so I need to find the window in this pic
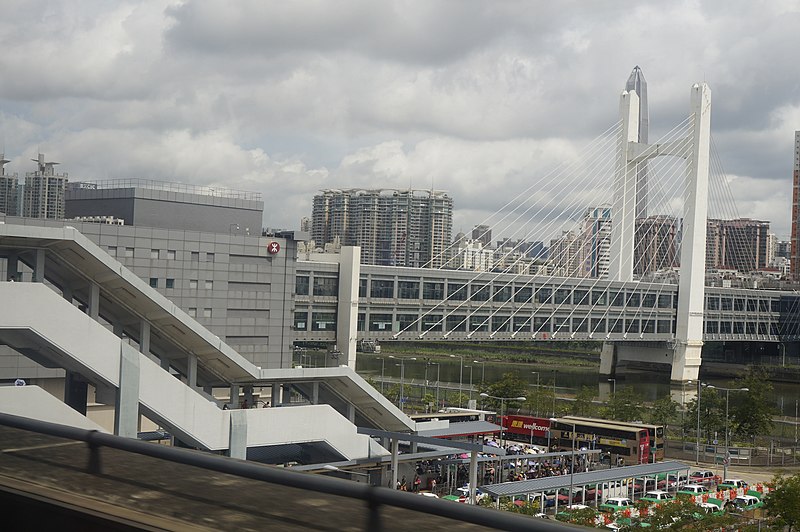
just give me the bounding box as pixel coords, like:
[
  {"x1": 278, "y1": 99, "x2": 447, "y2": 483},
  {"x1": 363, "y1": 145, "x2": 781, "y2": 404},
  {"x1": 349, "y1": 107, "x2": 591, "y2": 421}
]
[
  {"x1": 293, "y1": 312, "x2": 307, "y2": 331},
  {"x1": 203, "y1": 308, "x2": 212, "y2": 318},
  {"x1": 149, "y1": 278, "x2": 158, "y2": 288},
  {"x1": 642, "y1": 293, "x2": 656, "y2": 308},
  {"x1": 658, "y1": 294, "x2": 672, "y2": 308},
  {"x1": 357, "y1": 313, "x2": 365, "y2": 331},
  {"x1": 492, "y1": 316, "x2": 510, "y2": 332},
  {"x1": 627, "y1": 293, "x2": 640, "y2": 308},
  {"x1": 470, "y1": 285, "x2": 489, "y2": 301},
  {"x1": 610, "y1": 291, "x2": 625, "y2": 306},
  {"x1": 108, "y1": 246, "x2": 117, "y2": 256},
  {"x1": 296, "y1": 276, "x2": 310, "y2": 296},
  {"x1": 515, "y1": 286, "x2": 533, "y2": 303},
  {"x1": 397, "y1": 314, "x2": 419, "y2": 332},
  {"x1": 493, "y1": 286, "x2": 511, "y2": 302},
  {"x1": 448, "y1": 283, "x2": 467, "y2": 301},
  {"x1": 572, "y1": 318, "x2": 588, "y2": 333},
  {"x1": 470, "y1": 315, "x2": 489, "y2": 332},
  {"x1": 642, "y1": 320, "x2": 655, "y2": 333},
  {"x1": 191, "y1": 251, "x2": 199, "y2": 261},
  {"x1": 370, "y1": 279, "x2": 394, "y2": 298},
  {"x1": 734, "y1": 298, "x2": 745, "y2": 312},
  {"x1": 369, "y1": 313, "x2": 393, "y2": 331},
  {"x1": 721, "y1": 297, "x2": 733, "y2": 311},
  {"x1": 358, "y1": 278, "x2": 368, "y2": 298},
  {"x1": 313, "y1": 277, "x2": 338, "y2": 296},
  {"x1": 657, "y1": 320, "x2": 671, "y2": 334},
  {"x1": 533, "y1": 317, "x2": 551, "y2": 333},
  {"x1": 554, "y1": 289, "x2": 571, "y2": 305},
  {"x1": 592, "y1": 291, "x2": 607, "y2": 306},
  {"x1": 165, "y1": 279, "x2": 175, "y2": 289},
  {"x1": 422, "y1": 282, "x2": 444, "y2": 299},
  {"x1": 537, "y1": 288, "x2": 552, "y2": 304},
  {"x1": 421, "y1": 315, "x2": 443, "y2": 332},
  {"x1": 592, "y1": 318, "x2": 607, "y2": 333},
  {"x1": 206, "y1": 252, "x2": 215, "y2": 262},
  {"x1": 189, "y1": 279, "x2": 198, "y2": 289},
  {"x1": 707, "y1": 297, "x2": 720, "y2": 311},
  {"x1": 514, "y1": 316, "x2": 531, "y2": 332},
  {"x1": 398, "y1": 281, "x2": 419, "y2": 299},
  {"x1": 205, "y1": 280, "x2": 213, "y2": 290},
  {"x1": 446, "y1": 315, "x2": 467, "y2": 332},
  {"x1": 150, "y1": 249, "x2": 159, "y2": 259},
  {"x1": 311, "y1": 312, "x2": 336, "y2": 331},
  {"x1": 626, "y1": 319, "x2": 640, "y2": 333},
  {"x1": 124, "y1": 247, "x2": 134, "y2": 258},
  {"x1": 188, "y1": 307, "x2": 197, "y2": 318},
  {"x1": 167, "y1": 250, "x2": 176, "y2": 260},
  {"x1": 573, "y1": 289, "x2": 589, "y2": 306}
]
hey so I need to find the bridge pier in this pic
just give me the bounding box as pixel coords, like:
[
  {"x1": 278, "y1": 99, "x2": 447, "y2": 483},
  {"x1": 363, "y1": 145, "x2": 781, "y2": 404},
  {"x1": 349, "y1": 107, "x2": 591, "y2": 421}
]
[{"x1": 599, "y1": 343, "x2": 616, "y2": 376}]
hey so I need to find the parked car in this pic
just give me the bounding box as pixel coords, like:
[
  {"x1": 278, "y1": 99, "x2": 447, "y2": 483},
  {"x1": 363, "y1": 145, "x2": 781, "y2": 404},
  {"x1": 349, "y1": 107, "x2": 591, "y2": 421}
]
[
  {"x1": 726, "y1": 494, "x2": 763, "y2": 511},
  {"x1": 718, "y1": 479, "x2": 748, "y2": 490},
  {"x1": 599, "y1": 497, "x2": 634, "y2": 513},
  {"x1": 677, "y1": 484, "x2": 710, "y2": 496},
  {"x1": 665, "y1": 472, "x2": 689, "y2": 488},
  {"x1": 689, "y1": 470, "x2": 720, "y2": 485},
  {"x1": 640, "y1": 490, "x2": 674, "y2": 503}
]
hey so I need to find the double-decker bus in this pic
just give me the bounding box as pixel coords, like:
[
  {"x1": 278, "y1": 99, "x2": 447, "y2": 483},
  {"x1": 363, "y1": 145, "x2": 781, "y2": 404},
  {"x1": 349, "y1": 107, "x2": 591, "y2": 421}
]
[
  {"x1": 563, "y1": 416, "x2": 665, "y2": 462},
  {"x1": 496, "y1": 415, "x2": 651, "y2": 465}
]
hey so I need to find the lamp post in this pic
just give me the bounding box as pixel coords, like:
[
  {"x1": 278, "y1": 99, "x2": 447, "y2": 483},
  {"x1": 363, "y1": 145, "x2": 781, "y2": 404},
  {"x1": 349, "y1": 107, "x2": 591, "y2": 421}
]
[
  {"x1": 480, "y1": 393, "x2": 526, "y2": 447},
  {"x1": 706, "y1": 384, "x2": 749, "y2": 480},
  {"x1": 531, "y1": 372, "x2": 540, "y2": 417},
  {"x1": 552, "y1": 417, "x2": 577, "y2": 506},
  {"x1": 428, "y1": 362, "x2": 440, "y2": 407},
  {"x1": 465, "y1": 365, "x2": 474, "y2": 401},
  {"x1": 394, "y1": 357, "x2": 417, "y2": 411},
  {"x1": 450, "y1": 354, "x2": 464, "y2": 407},
  {"x1": 473, "y1": 360, "x2": 486, "y2": 384}
]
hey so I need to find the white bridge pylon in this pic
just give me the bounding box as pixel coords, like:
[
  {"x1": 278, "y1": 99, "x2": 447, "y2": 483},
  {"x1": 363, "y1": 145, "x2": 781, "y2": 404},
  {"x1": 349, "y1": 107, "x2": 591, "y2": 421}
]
[{"x1": 608, "y1": 83, "x2": 711, "y2": 382}]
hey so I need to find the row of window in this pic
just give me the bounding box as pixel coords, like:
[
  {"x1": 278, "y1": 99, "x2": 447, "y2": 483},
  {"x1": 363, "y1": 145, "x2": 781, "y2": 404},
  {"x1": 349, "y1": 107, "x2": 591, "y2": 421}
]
[
  {"x1": 188, "y1": 308, "x2": 213, "y2": 318},
  {"x1": 293, "y1": 311, "x2": 675, "y2": 335},
  {"x1": 705, "y1": 296, "x2": 778, "y2": 313},
  {"x1": 705, "y1": 321, "x2": 779, "y2": 335},
  {"x1": 108, "y1": 246, "x2": 216, "y2": 262},
  {"x1": 149, "y1": 278, "x2": 214, "y2": 290}
]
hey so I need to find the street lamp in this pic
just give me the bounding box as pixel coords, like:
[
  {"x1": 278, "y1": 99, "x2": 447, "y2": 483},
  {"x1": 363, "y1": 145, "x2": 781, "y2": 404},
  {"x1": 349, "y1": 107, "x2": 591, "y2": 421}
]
[
  {"x1": 394, "y1": 357, "x2": 417, "y2": 410},
  {"x1": 450, "y1": 354, "x2": 464, "y2": 407},
  {"x1": 480, "y1": 393, "x2": 526, "y2": 447},
  {"x1": 706, "y1": 384, "x2": 749, "y2": 479},
  {"x1": 696, "y1": 382, "x2": 709, "y2": 465},
  {"x1": 552, "y1": 417, "x2": 577, "y2": 507},
  {"x1": 428, "y1": 361, "x2": 440, "y2": 407},
  {"x1": 473, "y1": 360, "x2": 486, "y2": 383},
  {"x1": 322, "y1": 464, "x2": 370, "y2": 483},
  {"x1": 465, "y1": 365, "x2": 474, "y2": 401},
  {"x1": 531, "y1": 372, "x2": 540, "y2": 417}
]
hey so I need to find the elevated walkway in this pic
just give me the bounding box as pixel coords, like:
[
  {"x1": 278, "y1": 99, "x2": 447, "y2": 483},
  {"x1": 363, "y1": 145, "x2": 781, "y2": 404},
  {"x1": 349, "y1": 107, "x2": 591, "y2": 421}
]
[{"x1": 0, "y1": 282, "x2": 387, "y2": 460}]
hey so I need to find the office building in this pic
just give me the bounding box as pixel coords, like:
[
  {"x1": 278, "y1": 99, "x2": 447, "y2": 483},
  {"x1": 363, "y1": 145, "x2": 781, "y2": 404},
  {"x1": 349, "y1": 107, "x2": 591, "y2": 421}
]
[
  {"x1": 634, "y1": 215, "x2": 680, "y2": 277},
  {"x1": 792, "y1": 131, "x2": 800, "y2": 279},
  {"x1": 311, "y1": 188, "x2": 453, "y2": 268},
  {"x1": 707, "y1": 218, "x2": 771, "y2": 272},
  {"x1": 625, "y1": 66, "x2": 650, "y2": 219},
  {"x1": 547, "y1": 206, "x2": 612, "y2": 278},
  {"x1": 22, "y1": 153, "x2": 68, "y2": 219},
  {"x1": 471, "y1": 224, "x2": 492, "y2": 248}
]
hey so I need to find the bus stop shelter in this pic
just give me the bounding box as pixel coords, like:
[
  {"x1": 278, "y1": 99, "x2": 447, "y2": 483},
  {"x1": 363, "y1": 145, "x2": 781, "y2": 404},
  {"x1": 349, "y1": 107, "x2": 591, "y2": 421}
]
[{"x1": 480, "y1": 460, "x2": 692, "y2": 511}]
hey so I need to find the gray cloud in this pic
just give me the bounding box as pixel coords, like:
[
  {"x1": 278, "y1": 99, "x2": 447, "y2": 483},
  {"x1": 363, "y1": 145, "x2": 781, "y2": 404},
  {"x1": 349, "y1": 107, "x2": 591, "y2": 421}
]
[{"x1": 0, "y1": 0, "x2": 798, "y2": 239}]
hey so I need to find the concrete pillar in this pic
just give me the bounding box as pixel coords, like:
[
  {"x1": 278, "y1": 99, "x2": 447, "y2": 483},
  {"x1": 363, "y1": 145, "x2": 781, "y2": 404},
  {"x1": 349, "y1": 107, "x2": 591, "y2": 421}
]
[
  {"x1": 243, "y1": 385, "x2": 253, "y2": 407},
  {"x1": 64, "y1": 371, "x2": 88, "y2": 415},
  {"x1": 599, "y1": 343, "x2": 616, "y2": 376},
  {"x1": 672, "y1": 84, "x2": 712, "y2": 383},
  {"x1": 116, "y1": 344, "x2": 140, "y2": 438},
  {"x1": 33, "y1": 249, "x2": 45, "y2": 283},
  {"x1": 271, "y1": 383, "x2": 281, "y2": 407},
  {"x1": 391, "y1": 438, "x2": 399, "y2": 490},
  {"x1": 139, "y1": 320, "x2": 150, "y2": 357},
  {"x1": 88, "y1": 282, "x2": 100, "y2": 321},
  {"x1": 608, "y1": 90, "x2": 640, "y2": 282},
  {"x1": 335, "y1": 246, "x2": 360, "y2": 370},
  {"x1": 347, "y1": 403, "x2": 355, "y2": 424},
  {"x1": 6, "y1": 252, "x2": 19, "y2": 282},
  {"x1": 311, "y1": 382, "x2": 320, "y2": 404},
  {"x1": 228, "y1": 410, "x2": 248, "y2": 460},
  {"x1": 230, "y1": 384, "x2": 240, "y2": 408},
  {"x1": 469, "y1": 451, "x2": 478, "y2": 504},
  {"x1": 187, "y1": 353, "x2": 198, "y2": 388}
]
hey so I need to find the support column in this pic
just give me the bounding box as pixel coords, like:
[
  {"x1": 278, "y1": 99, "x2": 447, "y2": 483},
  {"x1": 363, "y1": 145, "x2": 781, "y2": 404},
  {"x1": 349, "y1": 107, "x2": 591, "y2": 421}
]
[
  {"x1": 469, "y1": 451, "x2": 478, "y2": 504},
  {"x1": 228, "y1": 410, "x2": 248, "y2": 460},
  {"x1": 608, "y1": 90, "x2": 641, "y2": 282},
  {"x1": 347, "y1": 403, "x2": 356, "y2": 424},
  {"x1": 271, "y1": 383, "x2": 281, "y2": 407},
  {"x1": 230, "y1": 383, "x2": 241, "y2": 408},
  {"x1": 64, "y1": 371, "x2": 88, "y2": 415},
  {"x1": 33, "y1": 249, "x2": 45, "y2": 283},
  {"x1": 116, "y1": 344, "x2": 140, "y2": 438},
  {"x1": 311, "y1": 382, "x2": 320, "y2": 404},
  {"x1": 599, "y1": 342, "x2": 616, "y2": 376},
  {"x1": 6, "y1": 252, "x2": 19, "y2": 282},
  {"x1": 335, "y1": 246, "x2": 360, "y2": 370},
  {"x1": 672, "y1": 84, "x2": 712, "y2": 383},
  {"x1": 391, "y1": 438, "x2": 399, "y2": 490},
  {"x1": 187, "y1": 353, "x2": 198, "y2": 388},
  {"x1": 243, "y1": 385, "x2": 253, "y2": 408},
  {"x1": 88, "y1": 282, "x2": 100, "y2": 321},
  {"x1": 139, "y1": 320, "x2": 151, "y2": 357}
]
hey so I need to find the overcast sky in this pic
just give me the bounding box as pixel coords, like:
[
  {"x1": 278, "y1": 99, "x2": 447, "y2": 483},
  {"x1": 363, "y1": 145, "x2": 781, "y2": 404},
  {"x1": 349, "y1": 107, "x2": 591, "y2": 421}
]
[{"x1": 1, "y1": 0, "x2": 799, "y2": 239}]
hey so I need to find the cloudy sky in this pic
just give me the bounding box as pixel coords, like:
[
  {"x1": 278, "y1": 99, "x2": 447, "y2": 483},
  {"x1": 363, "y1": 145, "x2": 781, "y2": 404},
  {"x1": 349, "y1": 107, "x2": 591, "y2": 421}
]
[{"x1": 1, "y1": 0, "x2": 799, "y2": 239}]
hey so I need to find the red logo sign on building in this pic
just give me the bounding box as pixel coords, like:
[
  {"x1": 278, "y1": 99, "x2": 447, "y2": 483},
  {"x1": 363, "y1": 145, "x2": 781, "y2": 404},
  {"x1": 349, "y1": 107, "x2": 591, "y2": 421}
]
[{"x1": 268, "y1": 242, "x2": 281, "y2": 254}]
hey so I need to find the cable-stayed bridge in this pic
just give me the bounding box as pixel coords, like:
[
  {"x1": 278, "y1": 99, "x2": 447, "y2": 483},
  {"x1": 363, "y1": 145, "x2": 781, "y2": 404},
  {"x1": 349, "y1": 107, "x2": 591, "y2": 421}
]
[{"x1": 296, "y1": 83, "x2": 800, "y2": 383}]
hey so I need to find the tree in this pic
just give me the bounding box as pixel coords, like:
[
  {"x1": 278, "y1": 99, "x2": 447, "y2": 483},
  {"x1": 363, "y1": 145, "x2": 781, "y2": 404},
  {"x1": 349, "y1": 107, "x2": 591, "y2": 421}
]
[
  {"x1": 684, "y1": 387, "x2": 725, "y2": 443},
  {"x1": 479, "y1": 372, "x2": 527, "y2": 411},
  {"x1": 603, "y1": 387, "x2": 644, "y2": 422},
  {"x1": 570, "y1": 386, "x2": 597, "y2": 417},
  {"x1": 649, "y1": 396, "x2": 679, "y2": 433},
  {"x1": 765, "y1": 473, "x2": 800, "y2": 531},
  {"x1": 731, "y1": 367, "x2": 775, "y2": 442}
]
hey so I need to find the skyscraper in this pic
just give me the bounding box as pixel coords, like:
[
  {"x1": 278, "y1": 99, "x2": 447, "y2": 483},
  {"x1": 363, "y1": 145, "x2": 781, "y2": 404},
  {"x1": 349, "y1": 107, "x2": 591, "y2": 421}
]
[
  {"x1": 792, "y1": 131, "x2": 800, "y2": 279},
  {"x1": 0, "y1": 154, "x2": 19, "y2": 216},
  {"x1": 625, "y1": 66, "x2": 649, "y2": 219},
  {"x1": 22, "y1": 153, "x2": 68, "y2": 219}
]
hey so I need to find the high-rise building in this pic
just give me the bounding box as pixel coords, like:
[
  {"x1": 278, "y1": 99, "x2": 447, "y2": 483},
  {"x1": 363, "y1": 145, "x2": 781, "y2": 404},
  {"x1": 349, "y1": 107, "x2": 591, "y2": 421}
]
[
  {"x1": 792, "y1": 131, "x2": 800, "y2": 279},
  {"x1": 707, "y1": 218, "x2": 771, "y2": 272},
  {"x1": 472, "y1": 224, "x2": 492, "y2": 248},
  {"x1": 625, "y1": 66, "x2": 650, "y2": 219},
  {"x1": 22, "y1": 153, "x2": 68, "y2": 219},
  {"x1": 634, "y1": 215, "x2": 680, "y2": 277},
  {"x1": 547, "y1": 206, "x2": 611, "y2": 278},
  {"x1": 0, "y1": 154, "x2": 19, "y2": 216},
  {"x1": 311, "y1": 189, "x2": 453, "y2": 268}
]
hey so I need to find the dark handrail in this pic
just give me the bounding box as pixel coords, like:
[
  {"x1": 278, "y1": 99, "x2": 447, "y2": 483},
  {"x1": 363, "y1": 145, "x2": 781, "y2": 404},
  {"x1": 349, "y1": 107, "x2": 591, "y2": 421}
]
[{"x1": 0, "y1": 413, "x2": 579, "y2": 531}]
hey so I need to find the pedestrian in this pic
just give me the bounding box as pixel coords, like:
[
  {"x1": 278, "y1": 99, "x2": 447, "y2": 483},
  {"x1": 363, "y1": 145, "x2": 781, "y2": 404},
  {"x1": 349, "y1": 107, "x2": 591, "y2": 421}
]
[
  {"x1": 400, "y1": 476, "x2": 407, "y2": 491},
  {"x1": 413, "y1": 474, "x2": 421, "y2": 492}
]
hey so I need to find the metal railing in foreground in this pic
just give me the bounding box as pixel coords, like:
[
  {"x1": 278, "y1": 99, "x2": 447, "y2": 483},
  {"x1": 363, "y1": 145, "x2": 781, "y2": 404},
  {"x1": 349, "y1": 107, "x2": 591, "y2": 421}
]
[{"x1": 0, "y1": 413, "x2": 579, "y2": 531}]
